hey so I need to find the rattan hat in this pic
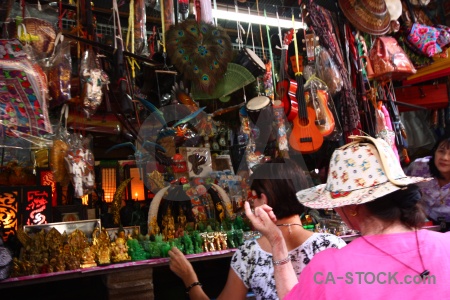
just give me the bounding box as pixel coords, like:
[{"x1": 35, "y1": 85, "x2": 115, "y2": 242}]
[
  {"x1": 338, "y1": 0, "x2": 391, "y2": 36},
  {"x1": 191, "y1": 63, "x2": 255, "y2": 101}
]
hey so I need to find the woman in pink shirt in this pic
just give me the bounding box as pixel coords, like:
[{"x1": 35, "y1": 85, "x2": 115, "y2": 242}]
[{"x1": 245, "y1": 135, "x2": 450, "y2": 299}]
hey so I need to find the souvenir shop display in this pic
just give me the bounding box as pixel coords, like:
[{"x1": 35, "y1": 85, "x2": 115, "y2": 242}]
[{"x1": 0, "y1": 0, "x2": 449, "y2": 294}]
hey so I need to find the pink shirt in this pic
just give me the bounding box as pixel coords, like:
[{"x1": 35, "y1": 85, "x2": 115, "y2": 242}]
[{"x1": 285, "y1": 230, "x2": 450, "y2": 300}]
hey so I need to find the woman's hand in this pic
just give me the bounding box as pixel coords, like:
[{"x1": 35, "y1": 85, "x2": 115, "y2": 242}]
[
  {"x1": 244, "y1": 201, "x2": 283, "y2": 244},
  {"x1": 168, "y1": 246, "x2": 198, "y2": 286}
]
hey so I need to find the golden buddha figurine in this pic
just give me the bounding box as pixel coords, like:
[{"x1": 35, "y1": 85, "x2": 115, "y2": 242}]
[
  {"x1": 97, "y1": 245, "x2": 111, "y2": 265},
  {"x1": 80, "y1": 246, "x2": 97, "y2": 268},
  {"x1": 162, "y1": 207, "x2": 175, "y2": 240},
  {"x1": 220, "y1": 232, "x2": 228, "y2": 250},
  {"x1": 166, "y1": 218, "x2": 175, "y2": 241},
  {"x1": 207, "y1": 232, "x2": 216, "y2": 252},
  {"x1": 216, "y1": 202, "x2": 225, "y2": 222},
  {"x1": 111, "y1": 231, "x2": 131, "y2": 263},
  {"x1": 149, "y1": 216, "x2": 161, "y2": 236},
  {"x1": 214, "y1": 232, "x2": 222, "y2": 251},
  {"x1": 201, "y1": 232, "x2": 208, "y2": 252},
  {"x1": 177, "y1": 207, "x2": 187, "y2": 230}
]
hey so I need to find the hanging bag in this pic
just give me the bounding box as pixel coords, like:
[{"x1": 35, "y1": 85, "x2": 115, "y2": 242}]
[
  {"x1": 404, "y1": 0, "x2": 442, "y2": 57},
  {"x1": 369, "y1": 36, "x2": 416, "y2": 81}
]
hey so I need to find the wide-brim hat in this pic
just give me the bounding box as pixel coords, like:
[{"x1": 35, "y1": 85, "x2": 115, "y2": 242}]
[
  {"x1": 385, "y1": 0, "x2": 402, "y2": 21},
  {"x1": 338, "y1": 0, "x2": 391, "y2": 36},
  {"x1": 191, "y1": 63, "x2": 255, "y2": 102},
  {"x1": 296, "y1": 135, "x2": 430, "y2": 209}
]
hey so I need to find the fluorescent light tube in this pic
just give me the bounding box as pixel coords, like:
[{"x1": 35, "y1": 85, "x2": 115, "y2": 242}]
[{"x1": 212, "y1": 8, "x2": 304, "y2": 29}]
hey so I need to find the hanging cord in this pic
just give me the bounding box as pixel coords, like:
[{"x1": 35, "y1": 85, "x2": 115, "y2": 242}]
[
  {"x1": 276, "y1": 9, "x2": 283, "y2": 52},
  {"x1": 126, "y1": 0, "x2": 140, "y2": 79},
  {"x1": 112, "y1": 0, "x2": 123, "y2": 52},
  {"x1": 292, "y1": 9, "x2": 301, "y2": 80},
  {"x1": 245, "y1": 6, "x2": 255, "y2": 49},
  {"x1": 159, "y1": 0, "x2": 170, "y2": 69},
  {"x1": 234, "y1": 0, "x2": 243, "y2": 50},
  {"x1": 256, "y1": 0, "x2": 265, "y2": 62},
  {"x1": 264, "y1": 8, "x2": 276, "y2": 102}
]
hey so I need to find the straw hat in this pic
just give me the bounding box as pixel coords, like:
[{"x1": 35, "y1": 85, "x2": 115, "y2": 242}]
[
  {"x1": 296, "y1": 135, "x2": 430, "y2": 209},
  {"x1": 385, "y1": 0, "x2": 402, "y2": 21},
  {"x1": 191, "y1": 63, "x2": 255, "y2": 101},
  {"x1": 338, "y1": 0, "x2": 391, "y2": 36}
]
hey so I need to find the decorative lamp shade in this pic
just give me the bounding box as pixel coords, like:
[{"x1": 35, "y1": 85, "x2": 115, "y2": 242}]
[
  {"x1": 102, "y1": 167, "x2": 118, "y2": 203},
  {"x1": 0, "y1": 188, "x2": 19, "y2": 241},
  {"x1": 23, "y1": 186, "x2": 52, "y2": 225},
  {"x1": 129, "y1": 167, "x2": 145, "y2": 201},
  {"x1": 37, "y1": 168, "x2": 58, "y2": 207},
  {"x1": 0, "y1": 185, "x2": 52, "y2": 241}
]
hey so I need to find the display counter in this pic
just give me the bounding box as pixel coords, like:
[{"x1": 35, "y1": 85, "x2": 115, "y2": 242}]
[
  {"x1": 0, "y1": 226, "x2": 440, "y2": 299},
  {"x1": 0, "y1": 249, "x2": 236, "y2": 299}
]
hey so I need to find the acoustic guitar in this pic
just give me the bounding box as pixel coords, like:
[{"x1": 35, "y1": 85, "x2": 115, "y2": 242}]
[
  {"x1": 276, "y1": 29, "x2": 298, "y2": 121},
  {"x1": 289, "y1": 30, "x2": 323, "y2": 153},
  {"x1": 305, "y1": 88, "x2": 335, "y2": 137}
]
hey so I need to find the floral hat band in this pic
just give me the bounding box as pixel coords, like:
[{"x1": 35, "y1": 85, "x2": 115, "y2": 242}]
[{"x1": 296, "y1": 135, "x2": 430, "y2": 209}]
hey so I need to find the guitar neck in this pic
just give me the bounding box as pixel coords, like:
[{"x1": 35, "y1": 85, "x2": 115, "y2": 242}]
[{"x1": 278, "y1": 47, "x2": 289, "y2": 81}]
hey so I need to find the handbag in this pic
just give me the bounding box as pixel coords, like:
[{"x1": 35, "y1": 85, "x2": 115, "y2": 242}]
[
  {"x1": 403, "y1": 0, "x2": 444, "y2": 57},
  {"x1": 369, "y1": 36, "x2": 416, "y2": 81}
]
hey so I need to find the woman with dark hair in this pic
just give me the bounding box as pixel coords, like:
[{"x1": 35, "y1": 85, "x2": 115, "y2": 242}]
[
  {"x1": 245, "y1": 136, "x2": 450, "y2": 299},
  {"x1": 406, "y1": 135, "x2": 450, "y2": 231},
  {"x1": 168, "y1": 158, "x2": 346, "y2": 300}
]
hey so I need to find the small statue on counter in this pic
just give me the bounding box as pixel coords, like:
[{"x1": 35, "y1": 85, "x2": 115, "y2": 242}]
[
  {"x1": 226, "y1": 230, "x2": 235, "y2": 248},
  {"x1": 80, "y1": 246, "x2": 97, "y2": 268},
  {"x1": 162, "y1": 206, "x2": 174, "y2": 230},
  {"x1": 149, "y1": 216, "x2": 161, "y2": 237},
  {"x1": 219, "y1": 232, "x2": 228, "y2": 250},
  {"x1": 165, "y1": 218, "x2": 176, "y2": 241},
  {"x1": 182, "y1": 234, "x2": 194, "y2": 254},
  {"x1": 200, "y1": 232, "x2": 208, "y2": 252},
  {"x1": 207, "y1": 232, "x2": 216, "y2": 252},
  {"x1": 192, "y1": 231, "x2": 203, "y2": 254},
  {"x1": 162, "y1": 206, "x2": 176, "y2": 240},
  {"x1": 177, "y1": 206, "x2": 187, "y2": 230},
  {"x1": 110, "y1": 231, "x2": 131, "y2": 263},
  {"x1": 127, "y1": 238, "x2": 147, "y2": 261},
  {"x1": 97, "y1": 244, "x2": 111, "y2": 265},
  {"x1": 216, "y1": 202, "x2": 225, "y2": 223}
]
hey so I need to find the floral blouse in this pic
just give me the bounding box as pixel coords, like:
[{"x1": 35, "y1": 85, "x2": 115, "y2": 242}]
[
  {"x1": 230, "y1": 233, "x2": 347, "y2": 300},
  {"x1": 405, "y1": 156, "x2": 450, "y2": 222}
]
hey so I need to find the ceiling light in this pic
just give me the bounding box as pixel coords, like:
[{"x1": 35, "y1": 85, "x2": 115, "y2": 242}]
[{"x1": 212, "y1": 8, "x2": 305, "y2": 29}]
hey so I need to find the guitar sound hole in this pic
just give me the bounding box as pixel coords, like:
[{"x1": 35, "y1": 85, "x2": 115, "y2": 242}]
[{"x1": 300, "y1": 137, "x2": 313, "y2": 143}]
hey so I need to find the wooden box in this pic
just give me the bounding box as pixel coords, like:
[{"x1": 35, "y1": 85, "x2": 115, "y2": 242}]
[{"x1": 395, "y1": 83, "x2": 449, "y2": 112}]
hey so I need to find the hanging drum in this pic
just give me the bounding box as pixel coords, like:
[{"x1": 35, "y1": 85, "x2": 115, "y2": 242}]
[
  {"x1": 246, "y1": 96, "x2": 276, "y2": 151},
  {"x1": 233, "y1": 47, "x2": 266, "y2": 78}
]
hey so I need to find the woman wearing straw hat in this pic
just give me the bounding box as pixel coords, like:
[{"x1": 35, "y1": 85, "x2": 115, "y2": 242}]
[
  {"x1": 406, "y1": 134, "x2": 450, "y2": 232},
  {"x1": 168, "y1": 158, "x2": 346, "y2": 300},
  {"x1": 245, "y1": 136, "x2": 450, "y2": 299}
]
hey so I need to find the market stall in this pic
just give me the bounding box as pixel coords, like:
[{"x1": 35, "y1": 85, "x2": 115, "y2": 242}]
[{"x1": 1, "y1": 0, "x2": 450, "y2": 298}]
